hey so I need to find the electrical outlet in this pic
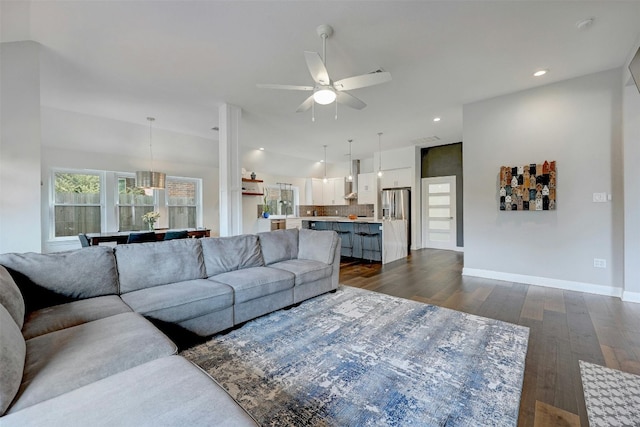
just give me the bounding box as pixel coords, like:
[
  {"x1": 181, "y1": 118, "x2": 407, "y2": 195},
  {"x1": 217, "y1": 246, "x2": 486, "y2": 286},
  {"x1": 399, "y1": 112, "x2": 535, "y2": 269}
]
[
  {"x1": 593, "y1": 258, "x2": 607, "y2": 268},
  {"x1": 593, "y1": 193, "x2": 607, "y2": 203}
]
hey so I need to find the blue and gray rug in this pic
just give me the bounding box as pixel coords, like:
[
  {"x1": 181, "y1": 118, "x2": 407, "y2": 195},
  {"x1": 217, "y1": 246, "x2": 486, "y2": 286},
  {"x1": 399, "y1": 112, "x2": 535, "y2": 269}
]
[{"x1": 181, "y1": 286, "x2": 529, "y2": 426}]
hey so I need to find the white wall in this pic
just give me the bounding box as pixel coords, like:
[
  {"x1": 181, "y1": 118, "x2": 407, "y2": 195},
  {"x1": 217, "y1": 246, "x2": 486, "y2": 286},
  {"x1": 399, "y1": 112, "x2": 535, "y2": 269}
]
[
  {"x1": 0, "y1": 41, "x2": 42, "y2": 253},
  {"x1": 463, "y1": 69, "x2": 624, "y2": 296},
  {"x1": 39, "y1": 107, "x2": 219, "y2": 252},
  {"x1": 623, "y1": 83, "x2": 640, "y2": 300}
]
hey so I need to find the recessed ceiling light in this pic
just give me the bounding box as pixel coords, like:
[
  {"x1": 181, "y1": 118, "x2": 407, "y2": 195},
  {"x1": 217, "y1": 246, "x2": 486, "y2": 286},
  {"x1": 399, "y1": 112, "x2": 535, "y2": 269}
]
[
  {"x1": 259, "y1": 147, "x2": 264, "y2": 151},
  {"x1": 576, "y1": 18, "x2": 594, "y2": 31},
  {"x1": 433, "y1": 117, "x2": 441, "y2": 122},
  {"x1": 320, "y1": 160, "x2": 324, "y2": 163},
  {"x1": 533, "y1": 70, "x2": 548, "y2": 77}
]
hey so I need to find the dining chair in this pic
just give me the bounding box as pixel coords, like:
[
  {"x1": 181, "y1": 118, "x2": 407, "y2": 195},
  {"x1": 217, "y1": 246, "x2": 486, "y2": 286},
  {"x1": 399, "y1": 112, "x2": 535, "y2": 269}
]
[
  {"x1": 78, "y1": 233, "x2": 91, "y2": 247},
  {"x1": 126, "y1": 232, "x2": 157, "y2": 244},
  {"x1": 163, "y1": 230, "x2": 189, "y2": 240}
]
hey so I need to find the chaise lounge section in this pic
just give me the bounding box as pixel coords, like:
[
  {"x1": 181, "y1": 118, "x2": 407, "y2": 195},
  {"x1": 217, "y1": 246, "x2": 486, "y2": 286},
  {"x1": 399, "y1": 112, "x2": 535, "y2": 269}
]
[{"x1": 0, "y1": 228, "x2": 340, "y2": 425}]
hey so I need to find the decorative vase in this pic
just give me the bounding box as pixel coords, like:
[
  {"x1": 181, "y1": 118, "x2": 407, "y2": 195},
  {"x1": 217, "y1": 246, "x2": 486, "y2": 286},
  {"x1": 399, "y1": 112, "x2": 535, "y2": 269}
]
[
  {"x1": 147, "y1": 221, "x2": 155, "y2": 231},
  {"x1": 262, "y1": 212, "x2": 269, "y2": 218},
  {"x1": 250, "y1": 172, "x2": 256, "y2": 180}
]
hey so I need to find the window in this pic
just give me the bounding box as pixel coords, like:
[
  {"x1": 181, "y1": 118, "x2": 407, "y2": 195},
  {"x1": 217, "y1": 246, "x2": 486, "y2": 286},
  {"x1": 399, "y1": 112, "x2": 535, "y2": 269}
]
[
  {"x1": 167, "y1": 178, "x2": 199, "y2": 228},
  {"x1": 53, "y1": 172, "x2": 102, "y2": 237},
  {"x1": 117, "y1": 176, "x2": 155, "y2": 231},
  {"x1": 264, "y1": 185, "x2": 298, "y2": 216}
]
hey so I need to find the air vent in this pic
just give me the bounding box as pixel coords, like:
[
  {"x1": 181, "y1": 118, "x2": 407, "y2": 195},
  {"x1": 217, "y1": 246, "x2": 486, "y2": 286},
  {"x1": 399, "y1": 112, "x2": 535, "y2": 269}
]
[{"x1": 411, "y1": 136, "x2": 441, "y2": 145}]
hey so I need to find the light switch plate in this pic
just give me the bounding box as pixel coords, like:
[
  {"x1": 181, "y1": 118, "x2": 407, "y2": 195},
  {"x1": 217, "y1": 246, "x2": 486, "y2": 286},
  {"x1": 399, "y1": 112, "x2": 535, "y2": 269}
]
[
  {"x1": 593, "y1": 258, "x2": 607, "y2": 268},
  {"x1": 593, "y1": 192, "x2": 607, "y2": 203}
]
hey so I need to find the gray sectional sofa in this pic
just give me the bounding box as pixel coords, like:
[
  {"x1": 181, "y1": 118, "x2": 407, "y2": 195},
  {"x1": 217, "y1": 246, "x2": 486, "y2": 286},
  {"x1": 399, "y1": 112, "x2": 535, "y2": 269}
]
[{"x1": 0, "y1": 228, "x2": 340, "y2": 426}]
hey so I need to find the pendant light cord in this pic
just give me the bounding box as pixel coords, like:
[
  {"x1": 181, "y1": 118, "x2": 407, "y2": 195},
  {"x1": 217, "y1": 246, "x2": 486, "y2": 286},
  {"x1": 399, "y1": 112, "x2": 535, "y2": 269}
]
[{"x1": 147, "y1": 117, "x2": 155, "y2": 172}]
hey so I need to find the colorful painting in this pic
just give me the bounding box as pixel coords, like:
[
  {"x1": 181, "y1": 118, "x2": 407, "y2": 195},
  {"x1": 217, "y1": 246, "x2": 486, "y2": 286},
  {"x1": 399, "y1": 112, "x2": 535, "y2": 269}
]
[{"x1": 500, "y1": 161, "x2": 556, "y2": 211}]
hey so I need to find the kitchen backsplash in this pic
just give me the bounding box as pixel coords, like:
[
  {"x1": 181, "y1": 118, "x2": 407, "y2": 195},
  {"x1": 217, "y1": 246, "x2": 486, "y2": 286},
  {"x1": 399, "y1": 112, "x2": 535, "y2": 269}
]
[{"x1": 298, "y1": 204, "x2": 375, "y2": 218}]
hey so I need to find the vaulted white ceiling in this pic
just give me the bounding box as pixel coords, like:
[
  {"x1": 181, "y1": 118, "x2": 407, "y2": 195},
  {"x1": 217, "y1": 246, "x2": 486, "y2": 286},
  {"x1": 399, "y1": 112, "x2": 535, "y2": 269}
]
[{"x1": 2, "y1": 1, "x2": 640, "y2": 163}]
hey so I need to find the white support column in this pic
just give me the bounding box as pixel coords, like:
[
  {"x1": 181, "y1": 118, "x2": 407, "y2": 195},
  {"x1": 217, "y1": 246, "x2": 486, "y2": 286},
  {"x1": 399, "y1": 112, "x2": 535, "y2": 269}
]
[{"x1": 218, "y1": 104, "x2": 242, "y2": 236}]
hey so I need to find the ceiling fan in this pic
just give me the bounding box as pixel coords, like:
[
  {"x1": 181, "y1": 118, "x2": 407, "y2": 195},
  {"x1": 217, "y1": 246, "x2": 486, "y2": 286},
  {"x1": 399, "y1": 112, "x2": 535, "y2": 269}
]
[{"x1": 257, "y1": 24, "x2": 391, "y2": 117}]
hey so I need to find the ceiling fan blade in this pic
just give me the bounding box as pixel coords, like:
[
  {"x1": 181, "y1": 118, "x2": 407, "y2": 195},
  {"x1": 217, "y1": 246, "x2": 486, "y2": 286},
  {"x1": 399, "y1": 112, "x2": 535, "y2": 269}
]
[
  {"x1": 296, "y1": 95, "x2": 315, "y2": 112},
  {"x1": 304, "y1": 51, "x2": 330, "y2": 85},
  {"x1": 334, "y1": 71, "x2": 392, "y2": 91},
  {"x1": 257, "y1": 83, "x2": 314, "y2": 91},
  {"x1": 336, "y1": 91, "x2": 366, "y2": 110}
]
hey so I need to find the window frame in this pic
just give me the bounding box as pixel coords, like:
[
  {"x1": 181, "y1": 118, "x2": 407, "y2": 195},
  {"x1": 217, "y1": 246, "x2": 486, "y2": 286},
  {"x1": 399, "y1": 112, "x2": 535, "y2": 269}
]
[
  {"x1": 115, "y1": 173, "x2": 158, "y2": 232},
  {"x1": 49, "y1": 168, "x2": 106, "y2": 240},
  {"x1": 164, "y1": 176, "x2": 203, "y2": 229}
]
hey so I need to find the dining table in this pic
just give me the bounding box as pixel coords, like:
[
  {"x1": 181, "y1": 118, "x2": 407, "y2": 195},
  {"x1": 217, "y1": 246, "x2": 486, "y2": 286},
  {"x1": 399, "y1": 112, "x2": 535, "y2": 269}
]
[{"x1": 86, "y1": 228, "x2": 210, "y2": 246}]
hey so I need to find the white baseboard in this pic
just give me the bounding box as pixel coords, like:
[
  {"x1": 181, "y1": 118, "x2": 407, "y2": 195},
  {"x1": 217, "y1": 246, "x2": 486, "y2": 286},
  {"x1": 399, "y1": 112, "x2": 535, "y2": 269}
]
[
  {"x1": 622, "y1": 291, "x2": 640, "y2": 303},
  {"x1": 462, "y1": 268, "x2": 623, "y2": 298}
]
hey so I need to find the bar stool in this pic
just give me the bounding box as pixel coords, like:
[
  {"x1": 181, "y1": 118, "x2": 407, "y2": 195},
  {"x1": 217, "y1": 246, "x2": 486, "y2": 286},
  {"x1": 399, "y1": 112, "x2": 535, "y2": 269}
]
[
  {"x1": 333, "y1": 222, "x2": 353, "y2": 257},
  {"x1": 354, "y1": 222, "x2": 381, "y2": 264}
]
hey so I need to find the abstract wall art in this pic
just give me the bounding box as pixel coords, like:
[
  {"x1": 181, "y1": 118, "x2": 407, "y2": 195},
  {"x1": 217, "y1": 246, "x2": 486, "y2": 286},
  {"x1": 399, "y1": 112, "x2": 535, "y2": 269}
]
[{"x1": 499, "y1": 161, "x2": 556, "y2": 211}]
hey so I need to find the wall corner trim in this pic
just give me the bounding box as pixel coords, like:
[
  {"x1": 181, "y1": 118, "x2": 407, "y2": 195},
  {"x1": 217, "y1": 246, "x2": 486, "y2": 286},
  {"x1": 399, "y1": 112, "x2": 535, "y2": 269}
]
[
  {"x1": 622, "y1": 291, "x2": 640, "y2": 304},
  {"x1": 461, "y1": 268, "x2": 623, "y2": 298}
]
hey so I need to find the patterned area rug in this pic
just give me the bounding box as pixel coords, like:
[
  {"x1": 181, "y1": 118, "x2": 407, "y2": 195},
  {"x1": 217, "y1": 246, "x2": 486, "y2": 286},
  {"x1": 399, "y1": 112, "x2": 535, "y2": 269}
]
[
  {"x1": 181, "y1": 286, "x2": 529, "y2": 426},
  {"x1": 580, "y1": 360, "x2": 640, "y2": 426}
]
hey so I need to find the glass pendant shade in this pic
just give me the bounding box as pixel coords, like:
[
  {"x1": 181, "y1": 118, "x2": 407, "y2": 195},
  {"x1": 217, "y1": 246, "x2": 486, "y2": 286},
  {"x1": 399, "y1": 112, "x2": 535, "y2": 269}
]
[{"x1": 135, "y1": 171, "x2": 166, "y2": 189}]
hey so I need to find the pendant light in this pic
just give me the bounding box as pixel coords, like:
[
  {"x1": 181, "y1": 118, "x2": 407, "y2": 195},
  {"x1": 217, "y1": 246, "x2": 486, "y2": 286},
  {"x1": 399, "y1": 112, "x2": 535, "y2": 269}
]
[
  {"x1": 347, "y1": 139, "x2": 353, "y2": 182},
  {"x1": 377, "y1": 132, "x2": 384, "y2": 177},
  {"x1": 322, "y1": 145, "x2": 328, "y2": 183},
  {"x1": 136, "y1": 117, "x2": 166, "y2": 189}
]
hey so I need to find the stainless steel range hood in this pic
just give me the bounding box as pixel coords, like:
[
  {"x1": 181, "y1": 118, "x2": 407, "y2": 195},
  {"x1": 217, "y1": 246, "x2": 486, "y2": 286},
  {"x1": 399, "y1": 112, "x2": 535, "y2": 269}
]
[{"x1": 344, "y1": 160, "x2": 360, "y2": 200}]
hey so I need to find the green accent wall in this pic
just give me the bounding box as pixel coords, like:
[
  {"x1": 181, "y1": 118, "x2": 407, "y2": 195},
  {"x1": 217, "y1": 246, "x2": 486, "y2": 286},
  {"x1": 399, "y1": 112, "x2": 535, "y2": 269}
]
[{"x1": 421, "y1": 143, "x2": 463, "y2": 247}]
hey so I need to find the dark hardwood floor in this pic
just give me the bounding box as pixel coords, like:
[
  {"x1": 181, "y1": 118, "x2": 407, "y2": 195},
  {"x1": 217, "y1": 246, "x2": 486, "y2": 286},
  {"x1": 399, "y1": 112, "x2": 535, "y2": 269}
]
[{"x1": 339, "y1": 249, "x2": 640, "y2": 427}]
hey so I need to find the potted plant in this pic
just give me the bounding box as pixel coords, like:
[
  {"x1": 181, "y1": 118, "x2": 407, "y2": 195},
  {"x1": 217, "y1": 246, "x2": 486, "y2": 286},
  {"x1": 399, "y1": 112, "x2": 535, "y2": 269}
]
[{"x1": 262, "y1": 195, "x2": 270, "y2": 218}]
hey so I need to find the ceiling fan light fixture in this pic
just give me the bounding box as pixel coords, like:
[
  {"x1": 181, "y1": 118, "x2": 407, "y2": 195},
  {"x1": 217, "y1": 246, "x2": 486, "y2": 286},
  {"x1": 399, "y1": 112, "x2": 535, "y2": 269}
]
[{"x1": 313, "y1": 88, "x2": 336, "y2": 105}]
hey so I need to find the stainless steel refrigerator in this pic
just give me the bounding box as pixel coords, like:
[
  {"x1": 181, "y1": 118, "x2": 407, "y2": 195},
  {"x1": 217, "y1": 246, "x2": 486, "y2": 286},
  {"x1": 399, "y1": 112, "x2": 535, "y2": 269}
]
[{"x1": 380, "y1": 187, "x2": 411, "y2": 250}]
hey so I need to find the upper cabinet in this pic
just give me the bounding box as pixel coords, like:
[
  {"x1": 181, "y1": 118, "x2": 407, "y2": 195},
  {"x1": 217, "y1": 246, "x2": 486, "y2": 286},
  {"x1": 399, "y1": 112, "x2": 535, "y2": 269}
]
[
  {"x1": 380, "y1": 167, "x2": 412, "y2": 189},
  {"x1": 357, "y1": 173, "x2": 376, "y2": 205},
  {"x1": 306, "y1": 177, "x2": 347, "y2": 205}
]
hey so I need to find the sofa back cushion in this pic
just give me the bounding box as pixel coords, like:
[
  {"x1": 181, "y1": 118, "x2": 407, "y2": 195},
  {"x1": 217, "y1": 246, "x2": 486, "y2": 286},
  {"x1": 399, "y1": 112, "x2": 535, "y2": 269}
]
[
  {"x1": 0, "y1": 304, "x2": 26, "y2": 416},
  {"x1": 0, "y1": 265, "x2": 25, "y2": 329},
  {"x1": 0, "y1": 247, "x2": 119, "y2": 312},
  {"x1": 115, "y1": 238, "x2": 206, "y2": 294},
  {"x1": 257, "y1": 229, "x2": 299, "y2": 265},
  {"x1": 201, "y1": 235, "x2": 264, "y2": 277},
  {"x1": 298, "y1": 229, "x2": 339, "y2": 265}
]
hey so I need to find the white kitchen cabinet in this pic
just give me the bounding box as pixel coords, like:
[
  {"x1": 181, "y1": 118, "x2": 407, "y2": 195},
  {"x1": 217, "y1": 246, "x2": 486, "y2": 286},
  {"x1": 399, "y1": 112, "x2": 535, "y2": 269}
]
[
  {"x1": 286, "y1": 218, "x2": 302, "y2": 229},
  {"x1": 380, "y1": 167, "x2": 412, "y2": 189},
  {"x1": 307, "y1": 177, "x2": 346, "y2": 205},
  {"x1": 357, "y1": 173, "x2": 376, "y2": 204}
]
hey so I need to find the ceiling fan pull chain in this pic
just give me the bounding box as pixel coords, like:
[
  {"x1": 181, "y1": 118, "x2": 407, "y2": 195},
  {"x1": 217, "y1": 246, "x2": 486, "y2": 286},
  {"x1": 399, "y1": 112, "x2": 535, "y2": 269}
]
[
  {"x1": 335, "y1": 100, "x2": 338, "y2": 120},
  {"x1": 312, "y1": 101, "x2": 315, "y2": 122}
]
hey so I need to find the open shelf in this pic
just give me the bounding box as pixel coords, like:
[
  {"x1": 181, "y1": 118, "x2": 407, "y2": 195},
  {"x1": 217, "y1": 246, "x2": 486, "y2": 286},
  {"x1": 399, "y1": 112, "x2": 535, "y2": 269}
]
[
  {"x1": 242, "y1": 178, "x2": 263, "y2": 183},
  {"x1": 242, "y1": 192, "x2": 264, "y2": 196}
]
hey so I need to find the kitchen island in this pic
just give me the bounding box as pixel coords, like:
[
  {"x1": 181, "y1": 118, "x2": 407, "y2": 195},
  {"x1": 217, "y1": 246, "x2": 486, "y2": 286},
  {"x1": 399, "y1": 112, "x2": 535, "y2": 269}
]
[{"x1": 302, "y1": 217, "x2": 407, "y2": 264}]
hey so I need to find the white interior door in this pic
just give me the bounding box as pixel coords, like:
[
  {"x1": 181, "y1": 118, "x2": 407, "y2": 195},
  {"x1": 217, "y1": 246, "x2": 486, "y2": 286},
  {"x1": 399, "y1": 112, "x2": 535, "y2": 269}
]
[{"x1": 421, "y1": 176, "x2": 457, "y2": 250}]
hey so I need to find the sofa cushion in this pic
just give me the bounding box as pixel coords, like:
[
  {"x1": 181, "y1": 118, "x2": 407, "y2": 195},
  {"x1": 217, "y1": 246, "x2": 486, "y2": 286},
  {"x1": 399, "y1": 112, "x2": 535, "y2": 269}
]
[
  {"x1": 0, "y1": 304, "x2": 25, "y2": 416},
  {"x1": 201, "y1": 235, "x2": 264, "y2": 277},
  {"x1": 115, "y1": 238, "x2": 206, "y2": 293},
  {"x1": 0, "y1": 356, "x2": 258, "y2": 427},
  {"x1": 0, "y1": 265, "x2": 25, "y2": 328},
  {"x1": 121, "y1": 279, "x2": 233, "y2": 324},
  {"x1": 8, "y1": 312, "x2": 176, "y2": 414},
  {"x1": 210, "y1": 266, "x2": 294, "y2": 304},
  {"x1": 0, "y1": 247, "x2": 119, "y2": 311},
  {"x1": 21, "y1": 295, "x2": 132, "y2": 340},
  {"x1": 298, "y1": 229, "x2": 339, "y2": 264},
  {"x1": 257, "y1": 229, "x2": 299, "y2": 265},
  {"x1": 268, "y1": 259, "x2": 332, "y2": 285}
]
